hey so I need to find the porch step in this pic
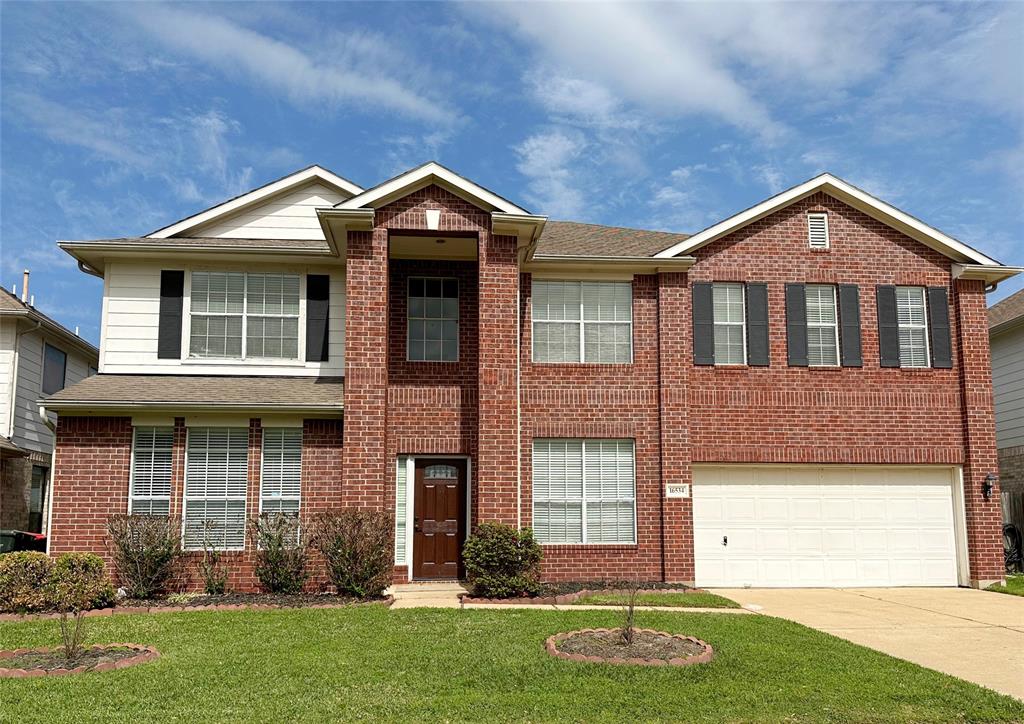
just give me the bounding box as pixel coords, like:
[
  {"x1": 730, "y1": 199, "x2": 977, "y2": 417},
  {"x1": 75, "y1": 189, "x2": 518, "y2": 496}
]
[{"x1": 388, "y1": 581, "x2": 467, "y2": 608}]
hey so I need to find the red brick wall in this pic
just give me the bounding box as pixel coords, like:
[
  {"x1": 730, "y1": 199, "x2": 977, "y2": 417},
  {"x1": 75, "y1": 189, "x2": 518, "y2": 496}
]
[{"x1": 50, "y1": 417, "x2": 343, "y2": 593}]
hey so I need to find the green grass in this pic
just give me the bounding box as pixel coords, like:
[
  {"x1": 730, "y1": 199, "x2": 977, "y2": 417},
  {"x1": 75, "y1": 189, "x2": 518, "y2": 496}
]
[
  {"x1": 572, "y1": 590, "x2": 740, "y2": 608},
  {"x1": 2, "y1": 607, "x2": 1021, "y2": 723},
  {"x1": 986, "y1": 573, "x2": 1024, "y2": 597}
]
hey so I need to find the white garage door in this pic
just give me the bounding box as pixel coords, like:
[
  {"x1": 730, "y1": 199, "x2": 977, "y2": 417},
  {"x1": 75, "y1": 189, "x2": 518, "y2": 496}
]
[{"x1": 693, "y1": 466, "x2": 961, "y2": 588}]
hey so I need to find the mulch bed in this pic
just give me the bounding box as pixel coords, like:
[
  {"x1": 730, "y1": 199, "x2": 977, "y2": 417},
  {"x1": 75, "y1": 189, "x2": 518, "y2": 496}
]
[
  {"x1": 0, "y1": 644, "x2": 158, "y2": 677},
  {"x1": 462, "y1": 587, "x2": 709, "y2": 606},
  {"x1": 0, "y1": 594, "x2": 393, "y2": 622},
  {"x1": 546, "y1": 628, "x2": 714, "y2": 667}
]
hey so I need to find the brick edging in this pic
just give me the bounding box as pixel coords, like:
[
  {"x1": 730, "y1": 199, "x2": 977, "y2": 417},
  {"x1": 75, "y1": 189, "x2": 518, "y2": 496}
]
[
  {"x1": 545, "y1": 628, "x2": 714, "y2": 667},
  {"x1": 0, "y1": 643, "x2": 159, "y2": 677},
  {"x1": 460, "y1": 588, "x2": 709, "y2": 606},
  {"x1": 0, "y1": 596, "x2": 395, "y2": 623}
]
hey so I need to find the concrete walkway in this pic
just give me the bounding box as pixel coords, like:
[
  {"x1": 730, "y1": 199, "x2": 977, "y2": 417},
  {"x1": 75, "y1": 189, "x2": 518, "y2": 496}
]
[{"x1": 715, "y1": 587, "x2": 1024, "y2": 701}]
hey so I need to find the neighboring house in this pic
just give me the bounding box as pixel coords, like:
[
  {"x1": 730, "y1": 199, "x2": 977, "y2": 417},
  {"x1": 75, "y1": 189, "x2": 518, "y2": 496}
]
[
  {"x1": 41, "y1": 162, "x2": 1020, "y2": 590},
  {"x1": 0, "y1": 279, "x2": 98, "y2": 534},
  {"x1": 989, "y1": 289, "x2": 1024, "y2": 530}
]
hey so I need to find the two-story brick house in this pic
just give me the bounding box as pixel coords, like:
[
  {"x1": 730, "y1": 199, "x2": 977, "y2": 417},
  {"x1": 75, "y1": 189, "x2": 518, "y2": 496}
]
[{"x1": 42, "y1": 162, "x2": 1019, "y2": 590}]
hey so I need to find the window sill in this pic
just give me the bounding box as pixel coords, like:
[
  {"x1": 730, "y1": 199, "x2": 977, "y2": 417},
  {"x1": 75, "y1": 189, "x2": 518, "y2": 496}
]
[
  {"x1": 182, "y1": 358, "x2": 306, "y2": 368},
  {"x1": 530, "y1": 362, "x2": 634, "y2": 367},
  {"x1": 539, "y1": 543, "x2": 638, "y2": 549}
]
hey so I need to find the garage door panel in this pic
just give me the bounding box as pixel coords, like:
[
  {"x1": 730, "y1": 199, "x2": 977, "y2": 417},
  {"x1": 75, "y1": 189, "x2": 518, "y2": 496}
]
[{"x1": 693, "y1": 466, "x2": 959, "y2": 588}]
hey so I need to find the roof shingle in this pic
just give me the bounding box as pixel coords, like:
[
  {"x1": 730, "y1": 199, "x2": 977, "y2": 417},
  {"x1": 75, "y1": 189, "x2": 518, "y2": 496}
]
[
  {"x1": 43, "y1": 375, "x2": 343, "y2": 410},
  {"x1": 989, "y1": 289, "x2": 1024, "y2": 331},
  {"x1": 535, "y1": 221, "x2": 690, "y2": 257}
]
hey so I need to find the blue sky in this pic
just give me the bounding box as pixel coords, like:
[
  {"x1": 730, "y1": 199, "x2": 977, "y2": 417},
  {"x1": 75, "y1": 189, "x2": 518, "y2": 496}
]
[{"x1": 2, "y1": 1, "x2": 1021, "y2": 345}]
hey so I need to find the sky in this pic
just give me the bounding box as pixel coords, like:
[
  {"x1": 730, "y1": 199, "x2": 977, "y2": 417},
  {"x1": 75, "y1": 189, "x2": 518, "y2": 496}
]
[{"x1": 1, "y1": 1, "x2": 1022, "y2": 346}]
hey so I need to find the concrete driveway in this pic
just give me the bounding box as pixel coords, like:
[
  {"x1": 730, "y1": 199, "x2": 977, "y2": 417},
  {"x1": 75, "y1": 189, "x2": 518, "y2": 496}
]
[{"x1": 715, "y1": 587, "x2": 1024, "y2": 701}]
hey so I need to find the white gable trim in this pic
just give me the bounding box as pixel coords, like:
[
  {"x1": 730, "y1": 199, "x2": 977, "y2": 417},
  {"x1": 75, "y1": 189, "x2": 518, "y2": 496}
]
[
  {"x1": 653, "y1": 173, "x2": 1002, "y2": 267},
  {"x1": 148, "y1": 166, "x2": 364, "y2": 239},
  {"x1": 335, "y1": 162, "x2": 529, "y2": 214}
]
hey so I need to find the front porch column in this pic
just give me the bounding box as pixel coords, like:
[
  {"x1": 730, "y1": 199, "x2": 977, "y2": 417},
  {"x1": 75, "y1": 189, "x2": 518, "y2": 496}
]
[
  {"x1": 955, "y1": 278, "x2": 1004, "y2": 586},
  {"x1": 476, "y1": 230, "x2": 520, "y2": 525},
  {"x1": 342, "y1": 228, "x2": 389, "y2": 508}
]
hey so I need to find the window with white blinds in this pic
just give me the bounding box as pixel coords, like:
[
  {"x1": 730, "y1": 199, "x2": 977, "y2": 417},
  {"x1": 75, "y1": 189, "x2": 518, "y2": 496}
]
[
  {"x1": 808, "y1": 213, "x2": 829, "y2": 249},
  {"x1": 896, "y1": 286, "x2": 930, "y2": 367},
  {"x1": 532, "y1": 281, "x2": 632, "y2": 363},
  {"x1": 260, "y1": 428, "x2": 302, "y2": 517},
  {"x1": 532, "y1": 439, "x2": 635, "y2": 544},
  {"x1": 184, "y1": 427, "x2": 249, "y2": 550},
  {"x1": 712, "y1": 283, "x2": 746, "y2": 365},
  {"x1": 129, "y1": 427, "x2": 173, "y2": 516},
  {"x1": 805, "y1": 285, "x2": 839, "y2": 366},
  {"x1": 189, "y1": 272, "x2": 300, "y2": 360},
  {"x1": 408, "y1": 278, "x2": 459, "y2": 361}
]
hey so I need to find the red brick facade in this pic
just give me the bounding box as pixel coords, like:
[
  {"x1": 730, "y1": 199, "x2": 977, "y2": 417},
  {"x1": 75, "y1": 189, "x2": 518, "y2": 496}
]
[{"x1": 47, "y1": 185, "x2": 1006, "y2": 590}]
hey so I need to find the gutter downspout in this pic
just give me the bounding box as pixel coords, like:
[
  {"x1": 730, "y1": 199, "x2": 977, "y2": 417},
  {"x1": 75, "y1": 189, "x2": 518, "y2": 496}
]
[
  {"x1": 38, "y1": 405, "x2": 56, "y2": 555},
  {"x1": 516, "y1": 275, "x2": 522, "y2": 529},
  {"x1": 78, "y1": 260, "x2": 103, "y2": 279}
]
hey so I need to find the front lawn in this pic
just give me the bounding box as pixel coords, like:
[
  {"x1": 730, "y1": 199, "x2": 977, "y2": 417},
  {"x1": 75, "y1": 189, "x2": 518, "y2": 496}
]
[
  {"x1": 573, "y1": 590, "x2": 740, "y2": 608},
  {"x1": 986, "y1": 573, "x2": 1024, "y2": 597},
  {"x1": 2, "y1": 607, "x2": 1021, "y2": 722}
]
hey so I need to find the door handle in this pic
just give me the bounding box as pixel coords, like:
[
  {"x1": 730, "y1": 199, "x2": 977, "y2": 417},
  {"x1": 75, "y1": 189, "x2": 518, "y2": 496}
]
[
  {"x1": 414, "y1": 517, "x2": 421, "y2": 533},
  {"x1": 722, "y1": 535, "x2": 728, "y2": 547}
]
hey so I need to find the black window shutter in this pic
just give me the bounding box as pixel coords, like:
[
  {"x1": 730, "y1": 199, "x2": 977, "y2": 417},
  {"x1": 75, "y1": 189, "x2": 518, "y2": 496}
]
[
  {"x1": 746, "y1": 283, "x2": 769, "y2": 366},
  {"x1": 692, "y1": 282, "x2": 714, "y2": 365},
  {"x1": 838, "y1": 284, "x2": 863, "y2": 367},
  {"x1": 927, "y1": 286, "x2": 952, "y2": 369},
  {"x1": 157, "y1": 270, "x2": 184, "y2": 359},
  {"x1": 785, "y1": 283, "x2": 808, "y2": 367},
  {"x1": 306, "y1": 274, "x2": 330, "y2": 362},
  {"x1": 876, "y1": 285, "x2": 900, "y2": 368}
]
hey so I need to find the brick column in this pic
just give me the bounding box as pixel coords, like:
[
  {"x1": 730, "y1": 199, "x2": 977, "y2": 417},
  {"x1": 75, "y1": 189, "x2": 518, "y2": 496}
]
[
  {"x1": 342, "y1": 228, "x2": 389, "y2": 509},
  {"x1": 658, "y1": 272, "x2": 694, "y2": 583},
  {"x1": 955, "y1": 278, "x2": 1003, "y2": 586},
  {"x1": 477, "y1": 230, "x2": 519, "y2": 525}
]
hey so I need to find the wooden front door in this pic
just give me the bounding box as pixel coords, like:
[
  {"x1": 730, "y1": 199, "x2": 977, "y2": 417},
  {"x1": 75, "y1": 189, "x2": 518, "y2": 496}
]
[{"x1": 413, "y1": 458, "x2": 467, "y2": 580}]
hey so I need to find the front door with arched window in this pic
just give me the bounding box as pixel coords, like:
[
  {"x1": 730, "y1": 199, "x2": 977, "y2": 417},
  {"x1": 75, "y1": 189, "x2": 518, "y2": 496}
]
[{"x1": 413, "y1": 459, "x2": 467, "y2": 579}]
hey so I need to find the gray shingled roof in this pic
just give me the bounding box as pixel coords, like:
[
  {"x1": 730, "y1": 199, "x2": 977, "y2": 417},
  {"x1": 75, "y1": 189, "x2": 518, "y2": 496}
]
[
  {"x1": 535, "y1": 221, "x2": 690, "y2": 257},
  {"x1": 0, "y1": 435, "x2": 28, "y2": 458},
  {"x1": 43, "y1": 375, "x2": 343, "y2": 410},
  {"x1": 989, "y1": 288, "x2": 1024, "y2": 332}
]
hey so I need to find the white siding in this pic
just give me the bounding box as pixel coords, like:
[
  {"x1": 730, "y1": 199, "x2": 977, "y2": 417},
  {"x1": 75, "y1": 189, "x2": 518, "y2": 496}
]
[
  {"x1": 101, "y1": 260, "x2": 345, "y2": 376},
  {"x1": 190, "y1": 182, "x2": 346, "y2": 240},
  {"x1": 12, "y1": 327, "x2": 93, "y2": 455},
  {"x1": 992, "y1": 324, "x2": 1024, "y2": 449},
  {"x1": 0, "y1": 318, "x2": 17, "y2": 439}
]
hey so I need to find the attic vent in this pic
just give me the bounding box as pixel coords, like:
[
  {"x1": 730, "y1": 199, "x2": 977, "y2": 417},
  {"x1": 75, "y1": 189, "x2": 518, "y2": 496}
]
[{"x1": 808, "y1": 213, "x2": 829, "y2": 249}]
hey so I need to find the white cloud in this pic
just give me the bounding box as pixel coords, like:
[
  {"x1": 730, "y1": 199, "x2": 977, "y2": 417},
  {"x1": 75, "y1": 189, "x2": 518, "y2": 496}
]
[
  {"x1": 754, "y1": 164, "x2": 785, "y2": 194},
  {"x1": 646, "y1": 164, "x2": 718, "y2": 232},
  {"x1": 514, "y1": 130, "x2": 587, "y2": 218},
  {"x1": 114, "y1": 4, "x2": 454, "y2": 124}
]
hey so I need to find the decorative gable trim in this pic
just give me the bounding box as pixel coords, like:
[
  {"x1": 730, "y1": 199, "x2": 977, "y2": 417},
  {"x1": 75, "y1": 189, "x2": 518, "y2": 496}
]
[
  {"x1": 653, "y1": 173, "x2": 1005, "y2": 269},
  {"x1": 147, "y1": 165, "x2": 364, "y2": 239},
  {"x1": 335, "y1": 161, "x2": 529, "y2": 214}
]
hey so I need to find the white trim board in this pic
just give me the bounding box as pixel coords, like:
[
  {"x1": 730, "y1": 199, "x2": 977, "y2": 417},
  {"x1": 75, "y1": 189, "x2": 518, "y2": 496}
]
[
  {"x1": 148, "y1": 166, "x2": 364, "y2": 239},
  {"x1": 654, "y1": 173, "x2": 1005, "y2": 269}
]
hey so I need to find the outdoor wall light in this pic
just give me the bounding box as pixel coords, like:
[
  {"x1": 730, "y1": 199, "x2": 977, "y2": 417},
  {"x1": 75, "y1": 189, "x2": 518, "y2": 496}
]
[{"x1": 983, "y1": 473, "x2": 997, "y2": 500}]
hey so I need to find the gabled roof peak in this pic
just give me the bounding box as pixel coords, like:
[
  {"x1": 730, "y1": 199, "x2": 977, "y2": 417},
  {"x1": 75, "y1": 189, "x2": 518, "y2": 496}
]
[
  {"x1": 335, "y1": 161, "x2": 529, "y2": 214},
  {"x1": 147, "y1": 165, "x2": 364, "y2": 239}
]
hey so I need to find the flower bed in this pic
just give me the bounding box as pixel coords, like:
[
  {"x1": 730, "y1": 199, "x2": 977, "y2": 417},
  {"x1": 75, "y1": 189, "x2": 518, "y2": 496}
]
[
  {"x1": 0, "y1": 644, "x2": 158, "y2": 677},
  {"x1": 461, "y1": 587, "x2": 730, "y2": 606},
  {"x1": 546, "y1": 628, "x2": 714, "y2": 667},
  {"x1": 0, "y1": 595, "x2": 393, "y2": 622}
]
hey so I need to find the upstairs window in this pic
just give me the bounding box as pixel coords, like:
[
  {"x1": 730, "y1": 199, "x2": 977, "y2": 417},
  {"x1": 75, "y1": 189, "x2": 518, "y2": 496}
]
[
  {"x1": 805, "y1": 285, "x2": 839, "y2": 366},
  {"x1": 896, "y1": 286, "x2": 930, "y2": 367},
  {"x1": 42, "y1": 343, "x2": 67, "y2": 395},
  {"x1": 533, "y1": 281, "x2": 632, "y2": 364},
  {"x1": 407, "y1": 277, "x2": 458, "y2": 361},
  {"x1": 712, "y1": 283, "x2": 746, "y2": 365},
  {"x1": 189, "y1": 272, "x2": 299, "y2": 360},
  {"x1": 808, "y1": 213, "x2": 829, "y2": 249}
]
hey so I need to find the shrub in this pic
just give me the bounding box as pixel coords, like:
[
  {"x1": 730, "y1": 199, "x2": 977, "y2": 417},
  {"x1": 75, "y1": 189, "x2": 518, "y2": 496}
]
[
  {"x1": 49, "y1": 553, "x2": 114, "y2": 660},
  {"x1": 250, "y1": 513, "x2": 309, "y2": 594},
  {"x1": 462, "y1": 523, "x2": 542, "y2": 599},
  {"x1": 196, "y1": 522, "x2": 229, "y2": 595},
  {"x1": 0, "y1": 551, "x2": 53, "y2": 613},
  {"x1": 106, "y1": 514, "x2": 183, "y2": 599},
  {"x1": 310, "y1": 509, "x2": 393, "y2": 598},
  {"x1": 49, "y1": 553, "x2": 116, "y2": 610}
]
